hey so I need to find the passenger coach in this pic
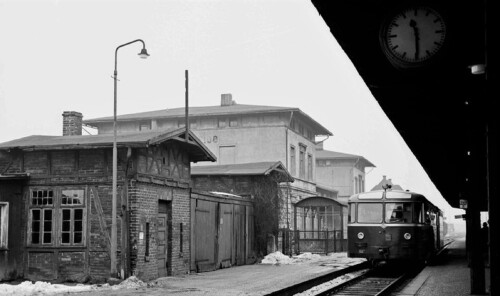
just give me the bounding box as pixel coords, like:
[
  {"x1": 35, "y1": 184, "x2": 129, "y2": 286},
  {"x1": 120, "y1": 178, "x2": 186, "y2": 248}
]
[{"x1": 348, "y1": 190, "x2": 444, "y2": 264}]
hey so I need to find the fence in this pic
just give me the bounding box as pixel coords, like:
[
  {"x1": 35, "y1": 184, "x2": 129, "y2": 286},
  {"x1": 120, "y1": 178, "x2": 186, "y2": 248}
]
[{"x1": 294, "y1": 230, "x2": 346, "y2": 255}]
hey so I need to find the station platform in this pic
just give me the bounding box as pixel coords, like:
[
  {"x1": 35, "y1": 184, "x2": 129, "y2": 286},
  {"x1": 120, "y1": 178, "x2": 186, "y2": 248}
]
[
  {"x1": 2, "y1": 237, "x2": 489, "y2": 296},
  {"x1": 395, "y1": 236, "x2": 490, "y2": 296},
  {"x1": 63, "y1": 253, "x2": 366, "y2": 296}
]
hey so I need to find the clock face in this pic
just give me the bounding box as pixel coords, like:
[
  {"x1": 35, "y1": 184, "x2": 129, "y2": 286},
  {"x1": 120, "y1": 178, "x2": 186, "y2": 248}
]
[{"x1": 382, "y1": 7, "x2": 446, "y2": 66}]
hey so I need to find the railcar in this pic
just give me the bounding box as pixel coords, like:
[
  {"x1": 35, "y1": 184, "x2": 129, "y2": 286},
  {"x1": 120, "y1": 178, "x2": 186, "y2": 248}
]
[{"x1": 347, "y1": 190, "x2": 444, "y2": 264}]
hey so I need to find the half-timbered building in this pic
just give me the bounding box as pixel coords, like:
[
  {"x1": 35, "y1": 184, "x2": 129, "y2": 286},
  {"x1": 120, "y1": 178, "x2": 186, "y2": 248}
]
[{"x1": 0, "y1": 114, "x2": 216, "y2": 282}]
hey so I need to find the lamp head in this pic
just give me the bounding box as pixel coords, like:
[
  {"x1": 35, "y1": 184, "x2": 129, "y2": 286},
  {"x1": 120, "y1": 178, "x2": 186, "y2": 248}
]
[{"x1": 138, "y1": 48, "x2": 150, "y2": 59}]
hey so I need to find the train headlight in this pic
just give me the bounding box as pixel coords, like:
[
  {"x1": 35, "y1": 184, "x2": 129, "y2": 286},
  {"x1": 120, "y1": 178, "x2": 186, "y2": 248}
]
[
  {"x1": 357, "y1": 232, "x2": 365, "y2": 240},
  {"x1": 404, "y1": 233, "x2": 412, "y2": 240}
]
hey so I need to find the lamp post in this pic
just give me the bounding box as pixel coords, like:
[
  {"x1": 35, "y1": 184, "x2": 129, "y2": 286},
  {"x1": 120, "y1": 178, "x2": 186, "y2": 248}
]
[{"x1": 112, "y1": 39, "x2": 149, "y2": 277}]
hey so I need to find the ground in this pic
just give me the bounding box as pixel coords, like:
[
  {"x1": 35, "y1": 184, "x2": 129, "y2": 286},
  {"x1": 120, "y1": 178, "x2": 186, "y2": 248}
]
[{"x1": 0, "y1": 252, "x2": 366, "y2": 296}]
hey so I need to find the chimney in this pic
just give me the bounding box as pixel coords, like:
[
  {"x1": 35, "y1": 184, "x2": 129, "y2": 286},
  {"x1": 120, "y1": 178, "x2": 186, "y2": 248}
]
[
  {"x1": 221, "y1": 93, "x2": 233, "y2": 106},
  {"x1": 62, "y1": 111, "x2": 83, "y2": 136}
]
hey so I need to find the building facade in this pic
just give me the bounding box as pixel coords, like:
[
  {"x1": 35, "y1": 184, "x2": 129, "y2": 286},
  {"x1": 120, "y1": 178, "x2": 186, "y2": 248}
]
[
  {"x1": 84, "y1": 94, "x2": 333, "y2": 230},
  {"x1": 0, "y1": 112, "x2": 216, "y2": 282},
  {"x1": 315, "y1": 143, "x2": 375, "y2": 204}
]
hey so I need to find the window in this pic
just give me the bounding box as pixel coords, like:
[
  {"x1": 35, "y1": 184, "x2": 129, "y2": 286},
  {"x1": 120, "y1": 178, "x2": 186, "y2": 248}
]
[
  {"x1": 413, "y1": 203, "x2": 424, "y2": 223},
  {"x1": 290, "y1": 146, "x2": 296, "y2": 176},
  {"x1": 229, "y1": 117, "x2": 238, "y2": 127},
  {"x1": 30, "y1": 189, "x2": 54, "y2": 245},
  {"x1": 61, "y1": 189, "x2": 84, "y2": 205},
  {"x1": 357, "y1": 203, "x2": 383, "y2": 223},
  {"x1": 29, "y1": 188, "x2": 85, "y2": 246},
  {"x1": 30, "y1": 208, "x2": 53, "y2": 245},
  {"x1": 354, "y1": 177, "x2": 358, "y2": 194},
  {"x1": 299, "y1": 144, "x2": 306, "y2": 179},
  {"x1": 307, "y1": 153, "x2": 313, "y2": 181},
  {"x1": 0, "y1": 202, "x2": 9, "y2": 249},
  {"x1": 61, "y1": 208, "x2": 84, "y2": 245},
  {"x1": 348, "y1": 203, "x2": 355, "y2": 223},
  {"x1": 32, "y1": 189, "x2": 54, "y2": 206},
  {"x1": 218, "y1": 118, "x2": 226, "y2": 128},
  {"x1": 385, "y1": 203, "x2": 412, "y2": 223},
  {"x1": 139, "y1": 121, "x2": 151, "y2": 131}
]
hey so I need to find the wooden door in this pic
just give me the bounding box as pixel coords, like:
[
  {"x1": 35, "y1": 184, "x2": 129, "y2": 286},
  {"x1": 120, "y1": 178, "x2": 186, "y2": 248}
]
[
  {"x1": 217, "y1": 203, "x2": 233, "y2": 268},
  {"x1": 233, "y1": 205, "x2": 246, "y2": 266},
  {"x1": 246, "y1": 206, "x2": 256, "y2": 264},
  {"x1": 157, "y1": 200, "x2": 170, "y2": 277},
  {"x1": 194, "y1": 200, "x2": 217, "y2": 272}
]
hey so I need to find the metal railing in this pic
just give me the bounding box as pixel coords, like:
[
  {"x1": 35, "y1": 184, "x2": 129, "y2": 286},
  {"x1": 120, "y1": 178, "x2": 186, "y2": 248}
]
[{"x1": 294, "y1": 230, "x2": 346, "y2": 254}]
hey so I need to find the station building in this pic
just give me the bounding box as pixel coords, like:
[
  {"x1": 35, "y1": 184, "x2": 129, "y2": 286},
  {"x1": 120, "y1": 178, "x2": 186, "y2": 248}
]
[
  {"x1": 83, "y1": 94, "x2": 334, "y2": 231},
  {"x1": 0, "y1": 112, "x2": 217, "y2": 281}
]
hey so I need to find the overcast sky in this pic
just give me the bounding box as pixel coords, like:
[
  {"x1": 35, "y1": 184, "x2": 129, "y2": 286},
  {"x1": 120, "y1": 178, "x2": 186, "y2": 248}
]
[{"x1": 0, "y1": 0, "x2": 462, "y2": 217}]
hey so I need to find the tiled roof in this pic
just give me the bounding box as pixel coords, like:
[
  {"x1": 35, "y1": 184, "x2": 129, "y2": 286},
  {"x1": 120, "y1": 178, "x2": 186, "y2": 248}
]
[
  {"x1": 191, "y1": 161, "x2": 293, "y2": 182},
  {"x1": 85, "y1": 104, "x2": 294, "y2": 122},
  {"x1": 0, "y1": 128, "x2": 216, "y2": 162},
  {"x1": 316, "y1": 149, "x2": 375, "y2": 167},
  {"x1": 84, "y1": 103, "x2": 332, "y2": 136}
]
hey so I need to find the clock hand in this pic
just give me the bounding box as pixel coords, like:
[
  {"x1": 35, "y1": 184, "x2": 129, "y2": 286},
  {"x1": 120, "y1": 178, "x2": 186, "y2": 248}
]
[{"x1": 410, "y1": 19, "x2": 420, "y2": 60}]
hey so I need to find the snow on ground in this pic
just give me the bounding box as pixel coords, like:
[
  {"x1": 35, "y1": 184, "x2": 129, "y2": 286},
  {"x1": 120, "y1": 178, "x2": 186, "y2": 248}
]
[
  {"x1": 0, "y1": 253, "x2": 365, "y2": 295},
  {"x1": 260, "y1": 251, "x2": 365, "y2": 266},
  {"x1": 294, "y1": 269, "x2": 370, "y2": 296},
  {"x1": 0, "y1": 281, "x2": 96, "y2": 296},
  {"x1": 0, "y1": 276, "x2": 147, "y2": 296}
]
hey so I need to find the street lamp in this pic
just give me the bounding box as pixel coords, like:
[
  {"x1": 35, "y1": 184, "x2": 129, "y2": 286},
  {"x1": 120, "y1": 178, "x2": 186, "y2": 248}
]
[{"x1": 112, "y1": 39, "x2": 149, "y2": 277}]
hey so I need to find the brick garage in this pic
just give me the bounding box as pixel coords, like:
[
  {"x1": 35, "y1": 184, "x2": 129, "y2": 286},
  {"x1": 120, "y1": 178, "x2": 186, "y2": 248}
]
[{"x1": 0, "y1": 126, "x2": 215, "y2": 282}]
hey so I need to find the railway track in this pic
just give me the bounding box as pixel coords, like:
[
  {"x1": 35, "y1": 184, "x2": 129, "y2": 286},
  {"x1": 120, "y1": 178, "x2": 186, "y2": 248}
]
[{"x1": 316, "y1": 263, "x2": 418, "y2": 296}]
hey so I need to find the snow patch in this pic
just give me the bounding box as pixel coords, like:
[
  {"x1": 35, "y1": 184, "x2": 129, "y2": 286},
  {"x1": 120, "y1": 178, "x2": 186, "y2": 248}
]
[{"x1": 0, "y1": 280, "x2": 94, "y2": 296}]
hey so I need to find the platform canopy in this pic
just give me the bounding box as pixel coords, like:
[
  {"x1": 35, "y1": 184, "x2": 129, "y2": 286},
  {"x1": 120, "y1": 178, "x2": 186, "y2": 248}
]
[{"x1": 312, "y1": 0, "x2": 494, "y2": 210}]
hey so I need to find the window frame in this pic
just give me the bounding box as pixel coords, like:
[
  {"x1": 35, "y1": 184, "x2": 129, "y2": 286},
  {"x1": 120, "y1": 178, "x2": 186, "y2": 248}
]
[
  {"x1": 29, "y1": 208, "x2": 54, "y2": 246},
  {"x1": 59, "y1": 208, "x2": 86, "y2": 246},
  {"x1": 307, "y1": 153, "x2": 313, "y2": 181},
  {"x1": 28, "y1": 187, "x2": 87, "y2": 247},
  {"x1": 299, "y1": 144, "x2": 306, "y2": 179},
  {"x1": 385, "y1": 202, "x2": 413, "y2": 223},
  {"x1": 356, "y1": 202, "x2": 383, "y2": 223},
  {"x1": 290, "y1": 145, "x2": 296, "y2": 176},
  {"x1": 0, "y1": 202, "x2": 9, "y2": 249}
]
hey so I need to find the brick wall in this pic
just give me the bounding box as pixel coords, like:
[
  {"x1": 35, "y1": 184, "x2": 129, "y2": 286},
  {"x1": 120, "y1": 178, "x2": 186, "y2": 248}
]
[
  {"x1": 58, "y1": 252, "x2": 86, "y2": 282},
  {"x1": 62, "y1": 111, "x2": 83, "y2": 136},
  {"x1": 170, "y1": 187, "x2": 190, "y2": 275},
  {"x1": 0, "y1": 143, "x2": 194, "y2": 282},
  {"x1": 128, "y1": 181, "x2": 191, "y2": 281}
]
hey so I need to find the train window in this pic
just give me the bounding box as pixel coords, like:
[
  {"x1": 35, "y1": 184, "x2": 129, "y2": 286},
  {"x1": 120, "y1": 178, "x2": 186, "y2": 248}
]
[
  {"x1": 349, "y1": 204, "x2": 356, "y2": 222},
  {"x1": 413, "y1": 203, "x2": 425, "y2": 223},
  {"x1": 386, "y1": 203, "x2": 412, "y2": 223},
  {"x1": 358, "y1": 192, "x2": 383, "y2": 199},
  {"x1": 385, "y1": 192, "x2": 412, "y2": 199},
  {"x1": 357, "y1": 203, "x2": 383, "y2": 223}
]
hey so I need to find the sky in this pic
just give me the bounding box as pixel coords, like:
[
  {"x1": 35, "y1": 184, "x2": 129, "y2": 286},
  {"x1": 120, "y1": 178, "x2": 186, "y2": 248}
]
[{"x1": 0, "y1": 0, "x2": 463, "y2": 217}]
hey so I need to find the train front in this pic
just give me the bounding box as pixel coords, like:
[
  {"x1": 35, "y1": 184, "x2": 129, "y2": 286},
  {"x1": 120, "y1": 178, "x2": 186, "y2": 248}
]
[{"x1": 347, "y1": 190, "x2": 438, "y2": 264}]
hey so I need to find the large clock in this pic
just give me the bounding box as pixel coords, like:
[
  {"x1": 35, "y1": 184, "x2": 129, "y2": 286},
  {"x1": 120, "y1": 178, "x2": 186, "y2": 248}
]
[{"x1": 380, "y1": 6, "x2": 447, "y2": 68}]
